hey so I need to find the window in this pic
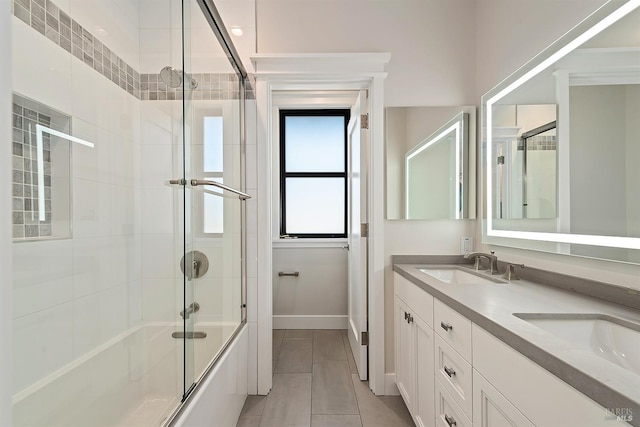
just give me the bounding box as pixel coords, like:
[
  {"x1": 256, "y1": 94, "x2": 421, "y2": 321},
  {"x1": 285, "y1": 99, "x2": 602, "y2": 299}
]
[
  {"x1": 280, "y1": 109, "x2": 349, "y2": 238},
  {"x1": 202, "y1": 115, "x2": 224, "y2": 235}
]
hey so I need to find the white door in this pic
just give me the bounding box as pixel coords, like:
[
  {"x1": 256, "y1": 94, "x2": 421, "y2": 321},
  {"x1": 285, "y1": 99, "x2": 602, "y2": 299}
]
[{"x1": 347, "y1": 90, "x2": 368, "y2": 380}]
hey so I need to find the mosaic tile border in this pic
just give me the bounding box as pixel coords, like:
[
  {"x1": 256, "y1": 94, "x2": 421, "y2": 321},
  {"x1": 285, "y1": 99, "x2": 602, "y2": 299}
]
[
  {"x1": 11, "y1": 0, "x2": 254, "y2": 101},
  {"x1": 12, "y1": 0, "x2": 141, "y2": 98},
  {"x1": 517, "y1": 135, "x2": 557, "y2": 151},
  {"x1": 140, "y1": 72, "x2": 246, "y2": 101}
]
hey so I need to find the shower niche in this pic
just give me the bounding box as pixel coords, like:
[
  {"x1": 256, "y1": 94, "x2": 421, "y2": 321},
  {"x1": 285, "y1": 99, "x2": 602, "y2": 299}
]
[{"x1": 12, "y1": 94, "x2": 73, "y2": 241}]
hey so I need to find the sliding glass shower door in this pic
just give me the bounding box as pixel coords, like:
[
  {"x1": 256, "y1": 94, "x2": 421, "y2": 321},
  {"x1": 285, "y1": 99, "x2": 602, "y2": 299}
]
[{"x1": 178, "y1": 0, "x2": 248, "y2": 404}]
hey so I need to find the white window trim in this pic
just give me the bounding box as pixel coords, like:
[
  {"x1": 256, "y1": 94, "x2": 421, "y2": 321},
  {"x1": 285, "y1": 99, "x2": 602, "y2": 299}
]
[{"x1": 271, "y1": 94, "x2": 359, "y2": 243}]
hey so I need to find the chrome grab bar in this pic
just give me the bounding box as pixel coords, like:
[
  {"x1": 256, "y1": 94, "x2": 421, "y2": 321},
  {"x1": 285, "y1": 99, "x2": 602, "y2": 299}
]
[
  {"x1": 168, "y1": 178, "x2": 251, "y2": 200},
  {"x1": 190, "y1": 179, "x2": 251, "y2": 200}
]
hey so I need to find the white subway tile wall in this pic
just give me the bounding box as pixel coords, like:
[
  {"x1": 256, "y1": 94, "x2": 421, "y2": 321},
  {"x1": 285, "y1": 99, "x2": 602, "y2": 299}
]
[{"x1": 12, "y1": 0, "x2": 255, "y2": 100}]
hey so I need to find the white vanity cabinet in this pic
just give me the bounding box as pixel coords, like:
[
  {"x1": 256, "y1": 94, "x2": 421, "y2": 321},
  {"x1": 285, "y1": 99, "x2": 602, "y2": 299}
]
[
  {"x1": 394, "y1": 273, "x2": 435, "y2": 427},
  {"x1": 473, "y1": 325, "x2": 627, "y2": 427},
  {"x1": 394, "y1": 271, "x2": 630, "y2": 427},
  {"x1": 472, "y1": 369, "x2": 535, "y2": 427}
]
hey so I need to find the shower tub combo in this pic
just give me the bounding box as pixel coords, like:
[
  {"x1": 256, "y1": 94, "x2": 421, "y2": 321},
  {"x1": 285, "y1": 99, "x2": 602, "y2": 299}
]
[
  {"x1": 13, "y1": 323, "x2": 246, "y2": 426},
  {"x1": 10, "y1": 0, "x2": 251, "y2": 425}
]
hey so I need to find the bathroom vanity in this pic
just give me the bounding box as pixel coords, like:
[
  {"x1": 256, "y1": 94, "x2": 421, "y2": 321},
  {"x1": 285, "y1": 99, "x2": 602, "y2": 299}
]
[{"x1": 393, "y1": 257, "x2": 640, "y2": 427}]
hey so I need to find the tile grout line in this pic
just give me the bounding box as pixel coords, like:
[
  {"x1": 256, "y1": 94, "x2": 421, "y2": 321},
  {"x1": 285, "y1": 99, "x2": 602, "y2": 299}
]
[
  {"x1": 341, "y1": 331, "x2": 365, "y2": 426},
  {"x1": 307, "y1": 330, "x2": 313, "y2": 426}
]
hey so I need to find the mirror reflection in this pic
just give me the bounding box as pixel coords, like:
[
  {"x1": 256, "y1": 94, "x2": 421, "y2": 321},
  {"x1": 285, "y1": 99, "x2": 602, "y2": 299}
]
[
  {"x1": 386, "y1": 106, "x2": 476, "y2": 220},
  {"x1": 492, "y1": 105, "x2": 556, "y2": 220},
  {"x1": 484, "y1": 2, "x2": 640, "y2": 263}
]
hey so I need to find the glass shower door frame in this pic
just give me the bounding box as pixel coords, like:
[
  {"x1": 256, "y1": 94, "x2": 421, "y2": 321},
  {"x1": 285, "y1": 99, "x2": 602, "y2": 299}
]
[{"x1": 167, "y1": 0, "x2": 249, "y2": 423}]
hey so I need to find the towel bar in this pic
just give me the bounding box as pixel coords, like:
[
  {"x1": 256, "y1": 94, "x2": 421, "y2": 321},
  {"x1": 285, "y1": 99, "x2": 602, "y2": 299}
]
[{"x1": 278, "y1": 271, "x2": 300, "y2": 277}]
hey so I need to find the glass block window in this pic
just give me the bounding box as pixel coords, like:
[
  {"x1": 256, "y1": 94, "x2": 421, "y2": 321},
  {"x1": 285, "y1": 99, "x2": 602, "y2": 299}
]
[{"x1": 279, "y1": 110, "x2": 349, "y2": 238}]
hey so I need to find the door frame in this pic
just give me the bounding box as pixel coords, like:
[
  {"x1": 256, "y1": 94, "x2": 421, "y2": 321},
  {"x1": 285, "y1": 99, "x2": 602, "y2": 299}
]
[{"x1": 250, "y1": 53, "x2": 390, "y2": 396}]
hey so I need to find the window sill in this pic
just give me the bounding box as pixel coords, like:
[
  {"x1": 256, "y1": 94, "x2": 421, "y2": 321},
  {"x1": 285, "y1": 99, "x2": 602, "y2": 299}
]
[{"x1": 272, "y1": 238, "x2": 348, "y2": 249}]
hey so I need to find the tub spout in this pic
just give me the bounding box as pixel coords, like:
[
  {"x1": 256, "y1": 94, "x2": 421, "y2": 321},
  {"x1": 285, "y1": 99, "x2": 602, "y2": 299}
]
[{"x1": 180, "y1": 302, "x2": 200, "y2": 319}]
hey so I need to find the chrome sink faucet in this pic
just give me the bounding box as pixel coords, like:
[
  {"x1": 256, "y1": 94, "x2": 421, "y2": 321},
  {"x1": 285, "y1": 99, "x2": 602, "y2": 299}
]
[{"x1": 464, "y1": 251, "x2": 500, "y2": 275}]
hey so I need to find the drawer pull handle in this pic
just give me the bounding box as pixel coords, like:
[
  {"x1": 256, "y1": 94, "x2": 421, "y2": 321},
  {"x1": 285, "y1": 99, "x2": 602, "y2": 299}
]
[
  {"x1": 445, "y1": 414, "x2": 457, "y2": 427},
  {"x1": 440, "y1": 321, "x2": 453, "y2": 331},
  {"x1": 407, "y1": 314, "x2": 414, "y2": 324},
  {"x1": 444, "y1": 365, "x2": 456, "y2": 377}
]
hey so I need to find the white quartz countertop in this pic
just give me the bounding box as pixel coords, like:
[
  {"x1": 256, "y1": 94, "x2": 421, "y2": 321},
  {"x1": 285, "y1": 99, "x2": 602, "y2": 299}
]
[{"x1": 393, "y1": 263, "x2": 640, "y2": 424}]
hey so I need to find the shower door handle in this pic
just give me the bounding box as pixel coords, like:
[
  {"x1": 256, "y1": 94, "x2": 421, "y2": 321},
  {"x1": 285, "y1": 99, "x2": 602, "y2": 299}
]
[
  {"x1": 168, "y1": 178, "x2": 250, "y2": 201},
  {"x1": 190, "y1": 179, "x2": 251, "y2": 200}
]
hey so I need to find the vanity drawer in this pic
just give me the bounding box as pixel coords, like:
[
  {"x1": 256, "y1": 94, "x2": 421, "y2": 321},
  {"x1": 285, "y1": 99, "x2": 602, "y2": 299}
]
[
  {"x1": 435, "y1": 378, "x2": 472, "y2": 427},
  {"x1": 395, "y1": 273, "x2": 434, "y2": 327},
  {"x1": 435, "y1": 334, "x2": 472, "y2": 418},
  {"x1": 434, "y1": 299, "x2": 472, "y2": 361}
]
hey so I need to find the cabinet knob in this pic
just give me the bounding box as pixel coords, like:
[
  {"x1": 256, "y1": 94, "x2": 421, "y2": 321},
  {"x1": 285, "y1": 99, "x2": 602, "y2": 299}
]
[
  {"x1": 440, "y1": 321, "x2": 453, "y2": 331},
  {"x1": 444, "y1": 365, "x2": 456, "y2": 377},
  {"x1": 445, "y1": 414, "x2": 457, "y2": 427}
]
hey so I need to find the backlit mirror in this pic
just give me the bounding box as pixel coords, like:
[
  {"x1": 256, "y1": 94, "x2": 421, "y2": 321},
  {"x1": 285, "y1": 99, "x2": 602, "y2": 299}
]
[
  {"x1": 386, "y1": 106, "x2": 476, "y2": 220},
  {"x1": 483, "y1": 0, "x2": 640, "y2": 263}
]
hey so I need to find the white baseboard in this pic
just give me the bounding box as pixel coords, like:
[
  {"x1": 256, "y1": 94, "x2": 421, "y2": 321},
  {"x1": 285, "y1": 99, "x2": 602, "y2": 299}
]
[
  {"x1": 384, "y1": 373, "x2": 400, "y2": 395},
  {"x1": 272, "y1": 315, "x2": 348, "y2": 329}
]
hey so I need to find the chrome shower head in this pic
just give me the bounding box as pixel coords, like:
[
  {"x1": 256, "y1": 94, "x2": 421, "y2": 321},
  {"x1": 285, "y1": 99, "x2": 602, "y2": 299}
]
[
  {"x1": 160, "y1": 66, "x2": 182, "y2": 88},
  {"x1": 159, "y1": 66, "x2": 199, "y2": 89}
]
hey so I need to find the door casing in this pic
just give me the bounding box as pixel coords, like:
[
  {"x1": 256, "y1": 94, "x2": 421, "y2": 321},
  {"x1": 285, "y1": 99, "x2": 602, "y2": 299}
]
[{"x1": 251, "y1": 53, "x2": 390, "y2": 396}]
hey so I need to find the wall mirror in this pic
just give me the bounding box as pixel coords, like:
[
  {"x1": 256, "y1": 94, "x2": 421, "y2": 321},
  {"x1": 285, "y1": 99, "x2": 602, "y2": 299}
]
[
  {"x1": 386, "y1": 106, "x2": 476, "y2": 220},
  {"x1": 482, "y1": 0, "x2": 640, "y2": 263}
]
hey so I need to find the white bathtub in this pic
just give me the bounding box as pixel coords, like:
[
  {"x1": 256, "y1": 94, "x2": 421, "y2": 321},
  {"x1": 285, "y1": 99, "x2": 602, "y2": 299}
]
[{"x1": 12, "y1": 322, "x2": 246, "y2": 427}]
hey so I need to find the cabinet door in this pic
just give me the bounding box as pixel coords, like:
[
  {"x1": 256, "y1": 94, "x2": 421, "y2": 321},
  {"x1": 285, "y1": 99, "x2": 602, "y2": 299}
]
[
  {"x1": 473, "y1": 369, "x2": 536, "y2": 427},
  {"x1": 414, "y1": 314, "x2": 435, "y2": 427},
  {"x1": 395, "y1": 296, "x2": 414, "y2": 411}
]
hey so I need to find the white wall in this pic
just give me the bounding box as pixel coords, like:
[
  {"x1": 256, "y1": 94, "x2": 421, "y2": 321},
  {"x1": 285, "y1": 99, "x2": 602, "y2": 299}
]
[
  {"x1": 139, "y1": 101, "x2": 181, "y2": 323},
  {"x1": 256, "y1": 0, "x2": 477, "y2": 106},
  {"x1": 1, "y1": 0, "x2": 13, "y2": 424},
  {"x1": 385, "y1": 108, "x2": 406, "y2": 219},
  {"x1": 625, "y1": 85, "x2": 640, "y2": 256},
  {"x1": 272, "y1": 247, "x2": 348, "y2": 328},
  {"x1": 11, "y1": 8, "x2": 141, "y2": 399},
  {"x1": 570, "y1": 86, "x2": 627, "y2": 236},
  {"x1": 474, "y1": 0, "x2": 607, "y2": 99},
  {"x1": 62, "y1": 0, "x2": 140, "y2": 68}
]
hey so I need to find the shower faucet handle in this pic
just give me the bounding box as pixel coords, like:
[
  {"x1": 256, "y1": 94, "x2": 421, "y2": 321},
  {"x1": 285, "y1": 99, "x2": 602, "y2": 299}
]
[
  {"x1": 193, "y1": 259, "x2": 200, "y2": 278},
  {"x1": 180, "y1": 251, "x2": 209, "y2": 280}
]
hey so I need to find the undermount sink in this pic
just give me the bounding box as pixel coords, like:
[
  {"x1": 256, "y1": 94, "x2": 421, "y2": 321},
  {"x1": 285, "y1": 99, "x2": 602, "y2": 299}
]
[
  {"x1": 418, "y1": 268, "x2": 504, "y2": 285},
  {"x1": 514, "y1": 313, "x2": 640, "y2": 375}
]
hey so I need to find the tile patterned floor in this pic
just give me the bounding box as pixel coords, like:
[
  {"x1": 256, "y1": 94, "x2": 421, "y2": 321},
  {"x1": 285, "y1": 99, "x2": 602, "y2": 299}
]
[{"x1": 236, "y1": 329, "x2": 414, "y2": 427}]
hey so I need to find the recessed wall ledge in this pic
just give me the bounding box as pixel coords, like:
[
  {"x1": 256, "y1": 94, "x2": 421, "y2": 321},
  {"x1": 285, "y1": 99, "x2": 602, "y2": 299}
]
[{"x1": 391, "y1": 254, "x2": 640, "y2": 311}]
